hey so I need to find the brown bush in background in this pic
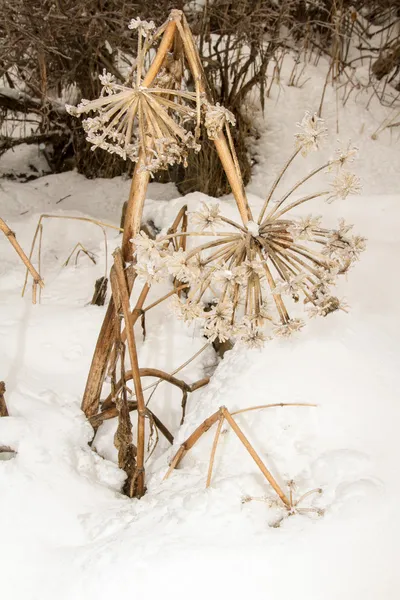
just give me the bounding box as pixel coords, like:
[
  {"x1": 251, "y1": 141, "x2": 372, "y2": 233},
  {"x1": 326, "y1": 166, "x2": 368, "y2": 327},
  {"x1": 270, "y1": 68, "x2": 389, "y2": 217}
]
[{"x1": 1, "y1": 0, "x2": 399, "y2": 193}]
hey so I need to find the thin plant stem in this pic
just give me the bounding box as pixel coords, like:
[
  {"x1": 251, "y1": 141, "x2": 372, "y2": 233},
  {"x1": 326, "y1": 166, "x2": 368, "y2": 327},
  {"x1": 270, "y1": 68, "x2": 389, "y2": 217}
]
[
  {"x1": 257, "y1": 148, "x2": 301, "y2": 224},
  {"x1": 0, "y1": 217, "x2": 44, "y2": 290},
  {"x1": 206, "y1": 414, "x2": 225, "y2": 488}
]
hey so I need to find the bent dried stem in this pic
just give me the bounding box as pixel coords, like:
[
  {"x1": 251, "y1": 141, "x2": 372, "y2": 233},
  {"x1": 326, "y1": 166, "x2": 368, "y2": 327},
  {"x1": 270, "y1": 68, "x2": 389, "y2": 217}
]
[
  {"x1": 0, "y1": 217, "x2": 44, "y2": 291},
  {"x1": 164, "y1": 406, "x2": 291, "y2": 507}
]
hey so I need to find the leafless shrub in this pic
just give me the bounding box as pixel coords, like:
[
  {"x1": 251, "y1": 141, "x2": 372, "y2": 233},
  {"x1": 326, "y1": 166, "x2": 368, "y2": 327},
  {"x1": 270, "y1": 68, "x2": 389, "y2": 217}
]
[{"x1": 0, "y1": 0, "x2": 399, "y2": 188}]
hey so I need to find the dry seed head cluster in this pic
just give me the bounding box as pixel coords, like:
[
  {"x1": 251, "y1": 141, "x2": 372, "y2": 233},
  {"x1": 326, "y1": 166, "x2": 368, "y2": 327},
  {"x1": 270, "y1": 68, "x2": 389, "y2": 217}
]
[
  {"x1": 132, "y1": 113, "x2": 364, "y2": 348},
  {"x1": 66, "y1": 19, "x2": 236, "y2": 174}
]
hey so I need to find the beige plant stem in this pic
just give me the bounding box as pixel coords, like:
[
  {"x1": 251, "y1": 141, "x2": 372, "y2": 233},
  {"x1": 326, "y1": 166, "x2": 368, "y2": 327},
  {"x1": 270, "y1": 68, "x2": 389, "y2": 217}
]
[
  {"x1": 164, "y1": 406, "x2": 291, "y2": 507},
  {"x1": 82, "y1": 18, "x2": 182, "y2": 418},
  {"x1": 121, "y1": 155, "x2": 150, "y2": 261},
  {"x1": 0, "y1": 218, "x2": 44, "y2": 289},
  {"x1": 206, "y1": 413, "x2": 225, "y2": 488},
  {"x1": 221, "y1": 409, "x2": 290, "y2": 507},
  {"x1": 175, "y1": 13, "x2": 253, "y2": 225},
  {"x1": 163, "y1": 408, "x2": 223, "y2": 480},
  {"x1": 113, "y1": 247, "x2": 146, "y2": 497},
  {"x1": 231, "y1": 403, "x2": 317, "y2": 416},
  {"x1": 257, "y1": 148, "x2": 302, "y2": 224}
]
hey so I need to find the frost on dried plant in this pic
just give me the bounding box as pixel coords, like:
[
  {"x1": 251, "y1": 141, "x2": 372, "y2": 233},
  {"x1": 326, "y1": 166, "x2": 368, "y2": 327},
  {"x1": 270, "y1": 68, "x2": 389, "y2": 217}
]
[
  {"x1": 66, "y1": 19, "x2": 201, "y2": 172},
  {"x1": 295, "y1": 112, "x2": 328, "y2": 156},
  {"x1": 65, "y1": 17, "x2": 241, "y2": 176},
  {"x1": 132, "y1": 112, "x2": 365, "y2": 349}
]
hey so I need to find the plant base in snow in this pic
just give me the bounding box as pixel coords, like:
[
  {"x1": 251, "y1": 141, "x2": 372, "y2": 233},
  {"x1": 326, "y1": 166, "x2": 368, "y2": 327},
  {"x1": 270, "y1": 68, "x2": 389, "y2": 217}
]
[{"x1": 68, "y1": 9, "x2": 365, "y2": 500}]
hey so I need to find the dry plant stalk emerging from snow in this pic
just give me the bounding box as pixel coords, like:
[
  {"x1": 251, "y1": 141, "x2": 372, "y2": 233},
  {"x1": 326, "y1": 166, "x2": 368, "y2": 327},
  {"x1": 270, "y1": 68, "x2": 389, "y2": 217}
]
[
  {"x1": 67, "y1": 10, "x2": 365, "y2": 502},
  {"x1": 132, "y1": 113, "x2": 365, "y2": 348}
]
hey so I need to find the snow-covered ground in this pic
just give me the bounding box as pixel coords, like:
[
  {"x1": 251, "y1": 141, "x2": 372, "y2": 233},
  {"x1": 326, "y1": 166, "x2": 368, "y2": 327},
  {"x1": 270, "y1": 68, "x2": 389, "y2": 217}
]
[{"x1": 1, "y1": 56, "x2": 400, "y2": 600}]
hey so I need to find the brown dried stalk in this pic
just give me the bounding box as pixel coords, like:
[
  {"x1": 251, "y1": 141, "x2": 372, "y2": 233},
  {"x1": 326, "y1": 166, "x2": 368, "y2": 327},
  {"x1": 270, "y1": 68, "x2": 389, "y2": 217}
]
[
  {"x1": 80, "y1": 9, "x2": 255, "y2": 420},
  {"x1": 90, "y1": 401, "x2": 174, "y2": 446},
  {"x1": 111, "y1": 311, "x2": 137, "y2": 498},
  {"x1": 176, "y1": 13, "x2": 252, "y2": 224},
  {"x1": 101, "y1": 367, "x2": 209, "y2": 425},
  {"x1": 165, "y1": 403, "x2": 317, "y2": 507},
  {"x1": 0, "y1": 382, "x2": 8, "y2": 417},
  {"x1": 112, "y1": 247, "x2": 147, "y2": 498},
  {"x1": 0, "y1": 217, "x2": 44, "y2": 290}
]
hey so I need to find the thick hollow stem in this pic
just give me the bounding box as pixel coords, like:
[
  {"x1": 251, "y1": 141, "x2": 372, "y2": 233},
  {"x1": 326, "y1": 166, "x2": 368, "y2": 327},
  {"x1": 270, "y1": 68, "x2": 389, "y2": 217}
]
[{"x1": 122, "y1": 157, "x2": 151, "y2": 262}]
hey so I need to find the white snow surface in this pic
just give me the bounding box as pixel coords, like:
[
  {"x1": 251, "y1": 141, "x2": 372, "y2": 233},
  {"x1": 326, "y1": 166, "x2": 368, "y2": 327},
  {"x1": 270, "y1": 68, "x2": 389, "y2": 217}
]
[{"x1": 1, "y1": 63, "x2": 400, "y2": 600}]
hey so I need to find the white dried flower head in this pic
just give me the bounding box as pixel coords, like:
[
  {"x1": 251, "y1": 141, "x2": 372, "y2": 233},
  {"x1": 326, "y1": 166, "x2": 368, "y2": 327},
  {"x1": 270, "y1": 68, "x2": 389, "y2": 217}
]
[
  {"x1": 334, "y1": 141, "x2": 358, "y2": 168},
  {"x1": 203, "y1": 101, "x2": 236, "y2": 140},
  {"x1": 238, "y1": 326, "x2": 268, "y2": 349},
  {"x1": 203, "y1": 318, "x2": 233, "y2": 343},
  {"x1": 274, "y1": 318, "x2": 305, "y2": 338},
  {"x1": 212, "y1": 265, "x2": 246, "y2": 286},
  {"x1": 295, "y1": 112, "x2": 328, "y2": 156},
  {"x1": 172, "y1": 296, "x2": 204, "y2": 323},
  {"x1": 134, "y1": 257, "x2": 167, "y2": 285},
  {"x1": 164, "y1": 249, "x2": 198, "y2": 283},
  {"x1": 99, "y1": 70, "x2": 116, "y2": 94},
  {"x1": 330, "y1": 171, "x2": 362, "y2": 200},
  {"x1": 347, "y1": 235, "x2": 367, "y2": 260},
  {"x1": 132, "y1": 231, "x2": 163, "y2": 261},
  {"x1": 242, "y1": 259, "x2": 265, "y2": 279},
  {"x1": 273, "y1": 273, "x2": 307, "y2": 297},
  {"x1": 207, "y1": 299, "x2": 233, "y2": 325},
  {"x1": 337, "y1": 218, "x2": 353, "y2": 236},
  {"x1": 128, "y1": 18, "x2": 155, "y2": 34},
  {"x1": 315, "y1": 265, "x2": 339, "y2": 288},
  {"x1": 66, "y1": 64, "x2": 200, "y2": 170},
  {"x1": 191, "y1": 202, "x2": 224, "y2": 232},
  {"x1": 288, "y1": 215, "x2": 322, "y2": 241}
]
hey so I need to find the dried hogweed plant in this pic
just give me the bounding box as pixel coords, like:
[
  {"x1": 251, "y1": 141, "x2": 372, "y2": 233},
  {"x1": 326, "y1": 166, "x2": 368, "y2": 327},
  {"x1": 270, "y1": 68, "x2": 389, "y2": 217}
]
[
  {"x1": 66, "y1": 17, "x2": 202, "y2": 170},
  {"x1": 67, "y1": 9, "x2": 365, "y2": 505},
  {"x1": 132, "y1": 112, "x2": 365, "y2": 349},
  {"x1": 67, "y1": 10, "x2": 252, "y2": 498}
]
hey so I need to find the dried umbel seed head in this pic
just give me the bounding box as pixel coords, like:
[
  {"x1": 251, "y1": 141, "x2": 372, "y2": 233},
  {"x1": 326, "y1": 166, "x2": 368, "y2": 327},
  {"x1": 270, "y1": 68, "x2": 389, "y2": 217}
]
[
  {"x1": 65, "y1": 18, "x2": 240, "y2": 176},
  {"x1": 131, "y1": 112, "x2": 364, "y2": 349},
  {"x1": 66, "y1": 19, "x2": 203, "y2": 172},
  {"x1": 295, "y1": 112, "x2": 328, "y2": 156},
  {"x1": 203, "y1": 101, "x2": 236, "y2": 140}
]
